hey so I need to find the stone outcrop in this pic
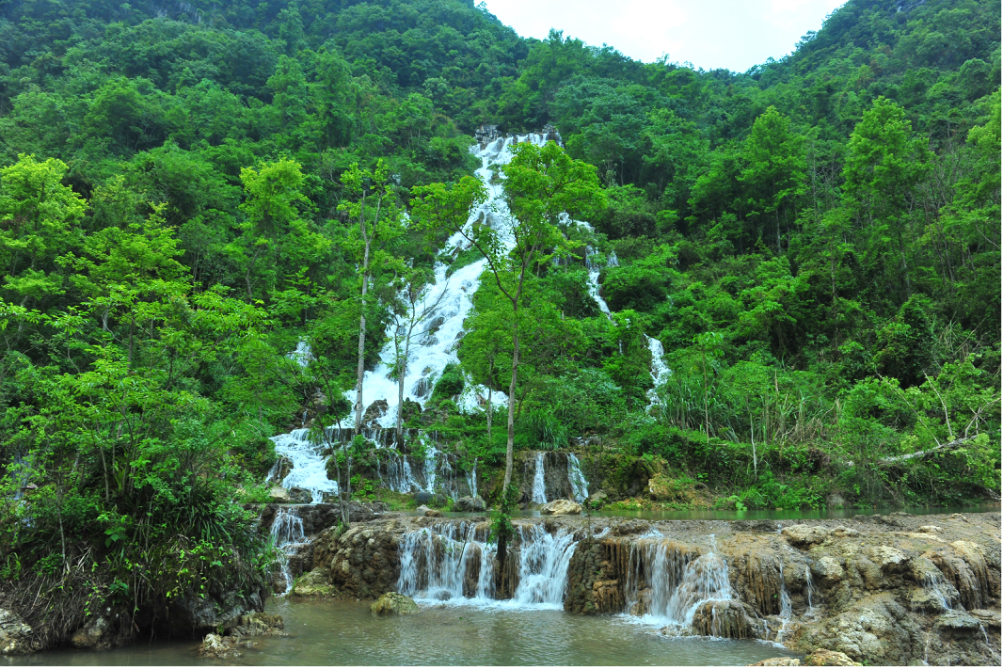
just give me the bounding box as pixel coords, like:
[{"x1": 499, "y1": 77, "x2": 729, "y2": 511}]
[
  {"x1": 540, "y1": 499, "x2": 582, "y2": 515},
  {"x1": 311, "y1": 520, "x2": 406, "y2": 599},
  {"x1": 370, "y1": 592, "x2": 419, "y2": 616},
  {"x1": 292, "y1": 567, "x2": 336, "y2": 597},
  {"x1": 198, "y1": 633, "x2": 253, "y2": 659},
  {"x1": 0, "y1": 608, "x2": 35, "y2": 655}
]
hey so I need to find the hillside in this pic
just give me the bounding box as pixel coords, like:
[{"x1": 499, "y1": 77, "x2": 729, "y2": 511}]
[{"x1": 0, "y1": 0, "x2": 998, "y2": 651}]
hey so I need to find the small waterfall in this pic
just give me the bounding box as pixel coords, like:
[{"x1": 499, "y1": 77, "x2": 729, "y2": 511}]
[
  {"x1": 531, "y1": 452, "x2": 547, "y2": 505},
  {"x1": 606, "y1": 251, "x2": 619, "y2": 267},
  {"x1": 774, "y1": 562, "x2": 793, "y2": 641},
  {"x1": 585, "y1": 246, "x2": 613, "y2": 319},
  {"x1": 288, "y1": 340, "x2": 313, "y2": 367},
  {"x1": 467, "y1": 459, "x2": 478, "y2": 498},
  {"x1": 645, "y1": 335, "x2": 671, "y2": 408},
  {"x1": 384, "y1": 451, "x2": 418, "y2": 493},
  {"x1": 804, "y1": 566, "x2": 817, "y2": 618},
  {"x1": 396, "y1": 521, "x2": 577, "y2": 608},
  {"x1": 918, "y1": 567, "x2": 955, "y2": 611},
  {"x1": 270, "y1": 428, "x2": 339, "y2": 503},
  {"x1": 624, "y1": 535, "x2": 733, "y2": 629},
  {"x1": 567, "y1": 453, "x2": 589, "y2": 504},
  {"x1": 271, "y1": 507, "x2": 307, "y2": 595},
  {"x1": 424, "y1": 442, "x2": 439, "y2": 493}
]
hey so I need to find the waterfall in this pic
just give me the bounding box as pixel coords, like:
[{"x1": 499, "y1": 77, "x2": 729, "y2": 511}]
[
  {"x1": 467, "y1": 458, "x2": 478, "y2": 498},
  {"x1": 624, "y1": 535, "x2": 733, "y2": 628},
  {"x1": 804, "y1": 566, "x2": 817, "y2": 618},
  {"x1": 774, "y1": 562, "x2": 793, "y2": 641},
  {"x1": 423, "y1": 441, "x2": 439, "y2": 493},
  {"x1": 397, "y1": 521, "x2": 576, "y2": 609},
  {"x1": 531, "y1": 452, "x2": 547, "y2": 505},
  {"x1": 567, "y1": 453, "x2": 589, "y2": 504},
  {"x1": 384, "y1": 451, "x2": 418, "y2": 493},
  {"x1": 585, "y1": 246, "x2": 613, "y2": 319},
  {"x1": 271, "y1": 507, "x2": 307, "y2": 595},
  {"x1": 270, "y1": 428, "x2": 339, "y2": 503},
  {"x1": 341, "y1": 134, "x2": 555, "y2": 429},
  {"x1": 288, "y1": 340, "x2": 313, "y2": 367},
  {"x1": 645, "y1": 335, "x2": 671, "y2": 408}
]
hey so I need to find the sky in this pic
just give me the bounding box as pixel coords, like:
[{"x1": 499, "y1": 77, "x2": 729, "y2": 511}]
[{"x1": 481, "y1": 0, "x2": 847, "y2": 72}]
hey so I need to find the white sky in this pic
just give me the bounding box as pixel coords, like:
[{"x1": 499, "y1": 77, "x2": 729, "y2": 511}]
[{"x1": 482, "y1": 0, "x2": 847, "y2": 72}]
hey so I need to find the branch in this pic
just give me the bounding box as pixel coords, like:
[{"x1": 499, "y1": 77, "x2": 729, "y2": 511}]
[{"x1": 878, "y1": 436, "x2": 974, "y2": 465}]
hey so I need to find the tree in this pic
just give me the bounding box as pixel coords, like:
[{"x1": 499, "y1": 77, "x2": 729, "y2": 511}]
[{"x1": 337, "y1": 160, "x2": 405, "y2": 435}]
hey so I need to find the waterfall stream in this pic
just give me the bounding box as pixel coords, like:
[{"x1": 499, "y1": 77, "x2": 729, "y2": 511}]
[
  {"x1": 397, "y1": 522, "x2": 577, "y2": 609},
  {"x1": 531, "y1": 452, "x2": 548, "y2": 505},
  {"x1": 270, "y1": 507, "x2": 308, "y2": 595},
  {"x1": 567, "y1": 453, "x2": 589, "y2": 504}
]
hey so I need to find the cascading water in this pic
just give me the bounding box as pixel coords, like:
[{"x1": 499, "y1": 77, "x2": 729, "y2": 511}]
[
  {"x1": 342, "y1": 134, "x2": 557, "y2": 430},
  {"x1": 288, "y1": 340, "x2": 313, "y2": 367},
  {"x1": 645, "y1": 336, "x2": 671, "y2": 408},
  {"x1": 397, "y1": 521, "x2": 577, "y2": 609},
  {"x1": 585, "y1": 246, "x2": 613, "y2": 319},
  {"x1": 804, "y1": 566, "x2": 817, "y2": 619},
  {"x1": 271, "y1": 507, "x2": 308, "y2": 595},
  {"x1": 531, "y1": 452, "x2": 548, "y2": 505},
  {"x1": 624, "y1": 534, "x2": 733, "y2": 629},
  {"x1": 467, "y1": 458, "x2": 478, "y2": 498},
  {"x1": 270, "y1": 428, "x2": 339, "y2": 503},
  {"x1": 567, "y1": 453, "x2": 589, "y2": 504},
  {"x1": 773, "y1": 562, "x2": 793, "y2": 641}
]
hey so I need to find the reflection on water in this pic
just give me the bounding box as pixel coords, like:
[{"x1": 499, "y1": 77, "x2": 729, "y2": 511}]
[{"x1": 8, "y1": 598, "x2": 801, "y2": 666}]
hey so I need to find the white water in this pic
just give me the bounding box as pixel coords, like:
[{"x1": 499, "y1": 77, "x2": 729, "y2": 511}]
[
  {"x1": 531, "y1": 452, "x2": 548, "y2": 505},
  {"x1": 804, "y1": 566, "x2": 817, "y2": 618},
  {"x1": 270, "y1": 428, "x2": 339, "y2": 503},
  {"x1": 774, "y1": 562, "x2": 793, "y2": 642},
  {"x1": 567, "y1": 453, "x2": 589, "y2": 504},
  {"x1": 343, "y1": 134, "x2": 554, "y2": 429},
  {"x1": 397, "y1": 522, "x2": 577, "y2": 609},
  {"x1": 624, "y1": 535, "x2": 733, "y2": 630},
  {"x1": 467, "y1": 458, "x2": 478, "y2": 498},
  {"x1": 270, "y1": 507, "x2": 308, "y2": 595},
  {"x1": 645, "y1": 335, "x2": 671, "y2": 407},
  {"x1": 585, "y1": 246, "x2": 613, "y2": 319},
  {"x1": 288, "y1": 340, "x2": 313, "y2": 367}
]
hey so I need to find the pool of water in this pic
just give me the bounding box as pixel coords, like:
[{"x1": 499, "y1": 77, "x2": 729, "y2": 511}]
[{"x1": 9, "y1": 598, "x2": 802, "y2": 666}]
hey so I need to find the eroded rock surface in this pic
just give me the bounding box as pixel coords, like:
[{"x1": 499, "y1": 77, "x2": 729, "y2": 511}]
[{"x1": 370, "y1": 592, "x2": 419, "y2": 616}]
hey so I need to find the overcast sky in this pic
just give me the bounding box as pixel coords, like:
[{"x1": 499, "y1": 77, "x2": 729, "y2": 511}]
[{"x1": 481, "y1": 0, "x2": 846, "y2": 72}]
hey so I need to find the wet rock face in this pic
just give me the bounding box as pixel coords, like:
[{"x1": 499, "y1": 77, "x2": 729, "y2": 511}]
[
  {"x1": 541, "y1": 499, "x2": 582, "y2": 515},
  {"x1": 0, "y1": 608, "x2": 35, "y2": 655},
  {"x1": 69, "y1": 610, "x2": 130, "y2": 651},
  {"x1": 167, "y1": 587, "x2": 265, "y2": 636},
  {"x1": 312, "y1": 520, "x2": 405, "y2": 600},
  {"x1": 371, "y1": 592, "x2": 419, "y2": 616},
  {"x1": 691, "y1": 600, "x2": 764, "y2": 639}
]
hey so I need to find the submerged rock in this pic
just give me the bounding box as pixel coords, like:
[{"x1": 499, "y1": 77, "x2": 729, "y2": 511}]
[
  {"x1": 0, "y1": 609, "x2": 35, "y2": 655},
  {"x1": 199, "y1": 633, "x2": 253, "y2": 659},
  {"x1": 540, "y1": 499, "x2": 582, "y2": 515},
  {"x1": 228, "y1": 612, "x2": 285, "y2": 637},
  {"x1": 370, "y1": 592, "x2": 419, "y2": 617}
]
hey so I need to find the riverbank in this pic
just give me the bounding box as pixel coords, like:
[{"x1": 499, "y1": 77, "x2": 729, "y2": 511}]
[{"x1": 4, "y1": 508, "x2": 999, "y2": 665}]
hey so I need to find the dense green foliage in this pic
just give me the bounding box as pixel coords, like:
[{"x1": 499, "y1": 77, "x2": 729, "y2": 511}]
[{"x1": 0, "y1": 0, "x2": 999, "y2": 632}]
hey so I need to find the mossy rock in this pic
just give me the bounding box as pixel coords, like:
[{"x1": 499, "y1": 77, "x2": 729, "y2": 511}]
[
  {"x1": 647, "y1": 473, "x2": 695, "y2": 502},
  {"x1": 292, "y1": 568, "x2": 336, "y2": 598},
  {"x1": 370, "y1": 592, "x2": 419, "y2": 617}
]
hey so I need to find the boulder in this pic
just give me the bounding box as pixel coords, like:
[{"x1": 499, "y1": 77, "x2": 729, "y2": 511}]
[
  {"x1": 0, "y1": 609, "x2": 34, "y2": 655},
  {"x1": 424, "y1": 509, "x2": 443, "y2": 517},
  {"x1": 540, "y1": 499, "x2": 582, "y2": 515},
  {"x1": 269, "y1": 486, "x2": 291, "y2": 503},
  {"x1": 228, "y1": 612, "x2": 285, "y2": 637},
  {"x1": 199, "y1": 633, "x2": 252, "y2": 659},
  {"x1": 690, "y1": 599, "x2": 764, "y2": 639},
  {"x1": 782, "y1": 525, "x2": 830, "y2": 548},
  {"x1": 455, "y1": 496, "x2": 486, "y2": 512},
  {"x1": 70, "y1": 612, "x2": 126, "y2": 650},
  {"x1": 934, "y1": 610, "x2": 982, "y2": 634},
  {"x1": 361, "y1": 400, "x2": 389, "y2": 427},
  {"x1": 288, "y1": 487, "x2": 313, "y2": 504},
  {"x1": 414, "y1": 492, "x2": 433, "y2": 505},
  {"x1": 167, "y1": 588, "x2": 264, "y2": 636},
  {"x1": 267, "y1": 455, "x2": 293, "y2": 484},
  {"x1": 587, "y1": 490, "x2": 608, "y2": 508},
  {"x1": 416, "y1": 504, "x2": 431, "y2": 512},
  {"x1": 370, "y1": 592, "x2": 419, "y2": 617},
  {"x1": 750, "y1": 659, "x2": 800, "y2": 666},
  {"x1": 292, "y1": 568, "x2": 336, "y2": 598},
  {"x1": 802, "y1": 649, "x2": 861, "y2": 666}
]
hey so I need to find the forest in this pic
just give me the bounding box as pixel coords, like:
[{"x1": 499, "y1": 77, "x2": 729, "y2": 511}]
[{"x1": 0, "y1": 0, "x2": 998, "y2": 646}]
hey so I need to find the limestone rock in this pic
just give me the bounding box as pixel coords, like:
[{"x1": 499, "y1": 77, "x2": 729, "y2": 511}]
[
  {"x1": 783, "y1": 525, "x2": 830, "y2": 548},
  {"x1": 70, "y1": 613, "x2": 124, "y2": 650},
  {"x1": 540, "y1": 499, "x2": 582, "y2": 515},
  {"x1": 803, "y1": 649, "x2": 861, "y2": 666},
  {"x1": 288, "y1": 487, "x2": 313, "y2": 504},
  {"x1": 292, "y1": 568, "x2": 336, "y2": 598},
  {"x1": 228, "y1": 612, "x2": 285, "y2": 637},
  {"x1": 793, "y1": 594, "x2": 923, "y2": 665},
  {"x1": 934, "y1": 610, "x2": 981, "y2": 634},
  {"x1": 811, "y1": 557, "x2": 844, "y2": 583},
  {"x1": 918, "y1": 525, "x2": 942, "y2": 533},
  {"x1": 455, "y1": 496, "x2": 486, "y2": 512},
  {"x1": 690, "y1": 599, "x2": 764, "y2": 639},
  {"x1": 0, "y1": 609, "x2": 34, "y2": 655},
  {"x1": 199, "y1": 633, "x2": 253, "y2": 659},
  {"x1": 269, "y1": 486, "x2": 291, "y2": 502},
  {"x1": 361, "y1": 400, "x2": 388, "y2": 427},
  {"x1": 587, "y1": 490, "x2": 608, "y2": 507},
  {"x1": 370, "y1": 592, "x2": 419, "y2": 617},
  {"x1": 830, "y1": 527, "x2": 859, "y2": 539},
  {"x1": 750, "y1": 659, "x2": 800, "y2": 666},
  {"x1": 970, "y1": 608, "x2": 1001, "y2": 629},
  {"x1": 424, "y1": 509, "x2": 443, "y2": 517},
  {"x1": 865, "y1": 546, "x2": 907, "y2": 573}
]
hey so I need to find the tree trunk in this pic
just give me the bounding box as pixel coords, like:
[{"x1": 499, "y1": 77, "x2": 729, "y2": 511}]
[
  {"x1": 396, "y1": 333, "x2": 410, "y2": 443},
  {"x1": 504, "y1": 312, "x2": 518, "y2": 491},
  {"x1": 354, "y1": 203, "x2": 371, "y2": 436}
]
